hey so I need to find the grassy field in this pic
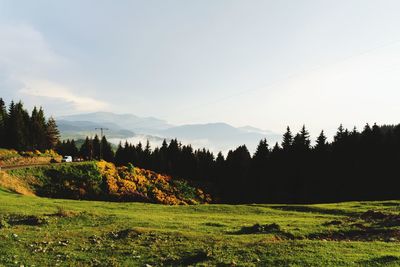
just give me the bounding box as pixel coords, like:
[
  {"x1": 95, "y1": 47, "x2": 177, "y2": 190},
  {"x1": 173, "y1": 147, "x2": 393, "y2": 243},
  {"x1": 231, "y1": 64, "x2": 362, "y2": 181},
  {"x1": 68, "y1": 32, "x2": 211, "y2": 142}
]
[{"x1": 1, "y1": 187, "x2": 400, "y2": 266}]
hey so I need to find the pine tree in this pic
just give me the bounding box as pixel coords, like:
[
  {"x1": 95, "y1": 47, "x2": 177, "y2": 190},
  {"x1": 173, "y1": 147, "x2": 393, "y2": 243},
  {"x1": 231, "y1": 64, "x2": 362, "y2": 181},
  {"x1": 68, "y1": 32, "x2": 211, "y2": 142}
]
[
  {"x1": 315, "y1": 130, "x2": 328, "y2": 151},
  {"x1": 92, "y1": 135, "x2": 100, "y2": 160},
  {"x1": 101, "y1": 135, "x2": 114, "y2": 162},
  {"x1": 360, "y1": 123, "x2": 373, "y2": 147},
  {"x1": 30, "y1": 107, "x2": 47, "y2": 150},
  {"x1": 70, "y1": 140, "x2": 79, "y2": 158},
  {"x1": 282, "y1": 126, "x2": 293, "y2": 150},
  {"x1": 46, "y1": 117, "x2": 60, "y2": 149},
  {"x1": 0, "y1": 98, "x2": 7, "y2": 148},
  {"x1": 114, "y1": 142, "x2": 124, "y2": 165},
  {"x1": 334, "y1": 124, "x2": 346, "y2": 142},
  {"x1": 215, "y1": 152, "x2": 225, "y2": 166},
  {"x1": 213, "y1": 151, "x2": 225, "y2": 184},
  {"x1": 144, "y1": 140, "x2": 151, "y2": 155},
  {"x1": 79, "y1": 137, "x2": 91, "y2": 160},
  {"x1": 253, "y1": 139, "x2": 269, "y2": 162},
  {"x1": 7, "y1": 101, "x2": 29, "y2": 150},
  {"x1": 299, "y1": 125, "x2": 311, "y2": 149},
  {"x1": 371, "y1": 123, "x2": 383, "y2": 145},
  {"x1": 55, "y1": 140, "x2": 65, "y2": 156},
  {"x1": 143, "y1": 140, "x2": 152, "y2": 169},
  {"x1": 271, "y1": 142, "x2": 281, "y2": 154},
  {"x1": 292, "y1": 126, "x2": 311, "y2": 152}
]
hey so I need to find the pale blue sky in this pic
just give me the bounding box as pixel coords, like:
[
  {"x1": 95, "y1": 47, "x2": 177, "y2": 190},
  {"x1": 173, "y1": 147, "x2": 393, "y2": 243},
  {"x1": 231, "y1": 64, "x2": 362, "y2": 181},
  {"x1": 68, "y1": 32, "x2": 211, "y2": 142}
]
[{"x1": 1, "y1": 0, "x2": 400, "y2": 137}]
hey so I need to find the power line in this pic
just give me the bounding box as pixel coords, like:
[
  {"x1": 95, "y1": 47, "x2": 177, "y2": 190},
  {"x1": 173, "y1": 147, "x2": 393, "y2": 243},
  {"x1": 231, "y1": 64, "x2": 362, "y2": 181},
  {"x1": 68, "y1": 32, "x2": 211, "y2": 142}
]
[{"x1": 169, "y1": 37, "x2": 400, "y2": 119}]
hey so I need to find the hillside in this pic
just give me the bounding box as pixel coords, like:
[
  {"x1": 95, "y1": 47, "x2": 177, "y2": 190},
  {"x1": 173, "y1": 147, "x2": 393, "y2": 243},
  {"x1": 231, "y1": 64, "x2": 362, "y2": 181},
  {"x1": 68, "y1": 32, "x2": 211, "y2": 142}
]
[
  {"x1": 0, "y1": 189, "x2": 400, "y2": 266},
  {"x1": 2, "y1": 161, "x2": 211, "y2": 205},
  {"x1": 0, "y1": 149, "x2": 61, "y2": 167}
]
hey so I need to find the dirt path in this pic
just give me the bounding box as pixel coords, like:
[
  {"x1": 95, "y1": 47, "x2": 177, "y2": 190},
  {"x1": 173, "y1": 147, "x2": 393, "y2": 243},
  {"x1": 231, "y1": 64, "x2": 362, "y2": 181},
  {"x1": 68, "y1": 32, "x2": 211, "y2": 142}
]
[{"x1": 0, "y1": 162, "x2": 76, "y2": 171}]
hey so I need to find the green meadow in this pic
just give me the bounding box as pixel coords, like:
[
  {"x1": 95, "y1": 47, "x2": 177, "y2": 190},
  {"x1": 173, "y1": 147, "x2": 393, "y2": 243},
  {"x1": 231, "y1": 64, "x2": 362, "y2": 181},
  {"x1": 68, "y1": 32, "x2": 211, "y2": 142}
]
[{"x1": 1, "y1": 186, "x2": 400, "y2": 266}]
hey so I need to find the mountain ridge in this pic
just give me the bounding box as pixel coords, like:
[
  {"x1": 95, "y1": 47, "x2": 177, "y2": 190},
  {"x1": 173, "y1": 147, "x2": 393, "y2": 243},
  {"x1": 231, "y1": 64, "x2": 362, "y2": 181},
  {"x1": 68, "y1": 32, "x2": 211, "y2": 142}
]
[{"x1": 57, "y1": 112, "x2": 281, "y2": 153}]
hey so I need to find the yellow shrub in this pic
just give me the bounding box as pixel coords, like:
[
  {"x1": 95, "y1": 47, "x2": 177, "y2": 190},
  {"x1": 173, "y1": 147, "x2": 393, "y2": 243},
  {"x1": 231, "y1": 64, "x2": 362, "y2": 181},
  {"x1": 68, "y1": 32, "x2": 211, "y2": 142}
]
[{"x1": 96, "y1": 160, "x2": 211, "y2": 204}]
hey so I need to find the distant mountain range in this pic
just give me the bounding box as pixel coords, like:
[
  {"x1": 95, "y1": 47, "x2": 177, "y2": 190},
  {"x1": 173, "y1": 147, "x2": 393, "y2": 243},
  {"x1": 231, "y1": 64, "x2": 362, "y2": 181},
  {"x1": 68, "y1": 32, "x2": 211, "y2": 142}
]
[
  {"x1": 57, "y1": 120, "x2": 135, "y2": 139},
  {"x1": 57, "y1": 112, "x2": 281, "y2": 154},
  {"x1": 59, "y1": 112, "x2": 172, "y2": 133}
]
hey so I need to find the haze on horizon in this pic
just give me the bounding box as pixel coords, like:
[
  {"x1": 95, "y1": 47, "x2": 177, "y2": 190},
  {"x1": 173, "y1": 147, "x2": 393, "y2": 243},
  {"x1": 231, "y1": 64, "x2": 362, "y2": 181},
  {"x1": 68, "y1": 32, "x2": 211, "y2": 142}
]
[{"x1": 1, "y1": 0, "x2": 400, "y2": 139}]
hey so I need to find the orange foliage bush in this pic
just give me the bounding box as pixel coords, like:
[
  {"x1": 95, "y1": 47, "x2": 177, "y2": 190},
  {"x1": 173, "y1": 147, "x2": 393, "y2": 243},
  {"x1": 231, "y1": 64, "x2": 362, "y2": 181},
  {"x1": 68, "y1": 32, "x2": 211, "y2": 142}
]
[{"x1": 96, "y1": 160, "x2": 211, "y2": 205}]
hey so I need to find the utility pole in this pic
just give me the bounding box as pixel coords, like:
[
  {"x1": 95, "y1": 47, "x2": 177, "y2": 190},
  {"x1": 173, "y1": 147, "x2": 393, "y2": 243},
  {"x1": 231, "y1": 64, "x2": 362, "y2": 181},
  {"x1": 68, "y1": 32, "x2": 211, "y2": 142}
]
[
  {"x1": 89, "y1": 135, "x2": 93, "y2": 160},
  {"x1": 95, "y1": 127, "x2": 109, "y2": 160}
]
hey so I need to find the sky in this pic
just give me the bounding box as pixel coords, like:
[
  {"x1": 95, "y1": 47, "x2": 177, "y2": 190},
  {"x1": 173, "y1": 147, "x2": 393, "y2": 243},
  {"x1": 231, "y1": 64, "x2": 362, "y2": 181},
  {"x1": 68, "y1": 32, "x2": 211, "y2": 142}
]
[{"x1": 1, "y1": 0, "x2": 400, "y2": 138}]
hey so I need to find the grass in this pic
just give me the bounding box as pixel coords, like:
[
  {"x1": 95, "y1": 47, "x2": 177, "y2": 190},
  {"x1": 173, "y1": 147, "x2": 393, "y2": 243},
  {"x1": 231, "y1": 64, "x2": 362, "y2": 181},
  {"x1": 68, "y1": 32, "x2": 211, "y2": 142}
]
[
  {"x1": 1, "y1": 188, "x2": 400, "y2": 266},
  {"x1": 0, "y1": 148, "x2": 61, "y2": 167},
  {"x1": 7, "y1": 162, "x2": 103, "y2": 199}
]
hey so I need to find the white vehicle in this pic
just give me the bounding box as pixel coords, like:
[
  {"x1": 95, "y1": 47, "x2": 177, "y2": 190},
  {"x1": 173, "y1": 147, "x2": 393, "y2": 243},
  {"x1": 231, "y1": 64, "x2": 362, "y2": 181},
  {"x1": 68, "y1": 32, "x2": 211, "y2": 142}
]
[{"x1": 62, "y1": 156, "x2": 73, "y2": 163}]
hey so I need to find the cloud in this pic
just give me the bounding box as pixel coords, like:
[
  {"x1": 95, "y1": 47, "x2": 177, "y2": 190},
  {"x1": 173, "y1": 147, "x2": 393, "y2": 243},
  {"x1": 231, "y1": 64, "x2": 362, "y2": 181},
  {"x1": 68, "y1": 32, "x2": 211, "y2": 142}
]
[
  {"x1": 0, "y1": 21, "x2": 108, "y2": 114},
  {"x1": 0, "y1": 22, "x2": 64, "y2": 76},
  {"x1": 19, "y1": 79, "x2": 109, "y2": 112}
]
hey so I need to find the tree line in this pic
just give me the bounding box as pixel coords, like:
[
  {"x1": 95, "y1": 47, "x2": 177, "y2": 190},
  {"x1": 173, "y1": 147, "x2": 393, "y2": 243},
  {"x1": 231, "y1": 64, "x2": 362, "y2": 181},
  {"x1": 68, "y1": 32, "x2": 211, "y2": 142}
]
[
  {"x1": 0, "y1": 98, "x2": 60, "y2": 151},
  {"x1": 57, "y1": 136, "x2": 114, "y2": 162},
  {"x1": 3, "y1": 98, "x2": 400, "y2": 204},
  {"x1": 113, "y1": 124, "x2": 400, "y2": 204},
  {"x1": 0, "y1": 98, "x2": 116, "y2": 162}
]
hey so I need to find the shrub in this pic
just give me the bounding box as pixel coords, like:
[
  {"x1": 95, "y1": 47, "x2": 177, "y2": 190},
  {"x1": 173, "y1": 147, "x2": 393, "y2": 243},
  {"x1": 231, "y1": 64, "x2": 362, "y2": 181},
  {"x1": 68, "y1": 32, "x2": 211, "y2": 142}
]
[{"x1": 37, "y1": 162, "x2": 103, "y2": 200}]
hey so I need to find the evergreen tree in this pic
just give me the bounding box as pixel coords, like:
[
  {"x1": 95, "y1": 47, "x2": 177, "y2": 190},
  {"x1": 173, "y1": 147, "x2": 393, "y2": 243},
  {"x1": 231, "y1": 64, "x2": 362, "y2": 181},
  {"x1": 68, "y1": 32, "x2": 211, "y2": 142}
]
[
  {"x1": 334, "y1": 124, "x2": 346, "y2": 142},
  {"x1": 46, "y1": 117, "x2": 60, "y2": 149},
  {"x1": 79, "y1": 137, "x2": 91, "y2": 160},
  {"x1": 30, "y1": 107, "x2": 47, "y2": 150},
  {"x1": 114, "y1": 142, "x2": 125, "y2": 165},
  {"x1": 92, "y1": 135, "x2": 101, "y2": 160},
  {"x1": 7, "y1": 101, "x2": 29, "y2": 150},
  {"x1": 315, "y1": 130, "x2": 328, "y2": 151},
  {"x1": 224, "y1": 145, "x2": 251, "y2": 202},
  {"x1": 299, "y1": 125, "x2": 311, "y2": 149},
  {"x1": 70, "y1": 140, "x2": 79, "y2": 158},
  {"x1": 282, "y1": 126, "x2": 293, "y2": 150},
  {"x1": 292, "y1": 126, "x2": 311, "y2": 152},
  {"x1": 371, "y1": 123, "x2": 383, "y2": 145},
  {"x1": 56, "y1": 139, "x2": 79, "y2": 158},
  {"x1": 253, "y1": 139, "x2": 269, "y2": 161},
  {"x1": 144, "y1": 140, "x2": 151, "y2": 155},
  {"x1": 0, "y1": 98, "x2": 7, "y2": 148},
  {"x1": 271, "y1": 142, "x2": 281, "y2": 154},
  {"x1": 214, "y1": 152, "x2": 225, "y2": 181},
  {"x1": 251, "y1": 139, "x2": 270, "y2": 202},
  {"x1": 101, "y1": 135, "x2": 114, "y2": 162}
]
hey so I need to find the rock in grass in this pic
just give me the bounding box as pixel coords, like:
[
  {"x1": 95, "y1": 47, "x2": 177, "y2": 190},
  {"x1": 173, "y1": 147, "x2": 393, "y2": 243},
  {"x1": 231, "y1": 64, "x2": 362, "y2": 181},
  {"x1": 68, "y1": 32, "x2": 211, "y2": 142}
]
[{"x1": 239, "y1": 223, "x2": 281, "y2": 234}]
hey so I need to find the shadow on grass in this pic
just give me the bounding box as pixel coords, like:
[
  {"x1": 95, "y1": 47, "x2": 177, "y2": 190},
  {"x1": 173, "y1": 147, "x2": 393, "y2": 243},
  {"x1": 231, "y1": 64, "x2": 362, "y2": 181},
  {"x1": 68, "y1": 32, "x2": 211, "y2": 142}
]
[
  {"x1": 1, "y1": 214, "x2": 48, "y2": 227},
  {"x1": 308, "y1": 228, "x2": 400, "y2": 242},
  {"x1": 231, "y1": 223, "x2": 295, "y2": 239},
  {"x1": 270, "y1": 205, "x2": 359, "y2": 217},
  {"x1": 358, "y1": 255, "x2": 400, "y2": 266},
  {"x1": 361, "y1": 210, "x2": 400, "y2": 227},
  {"x1": 379, "y1": 202, "x2": 400, "y2": 207}
]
